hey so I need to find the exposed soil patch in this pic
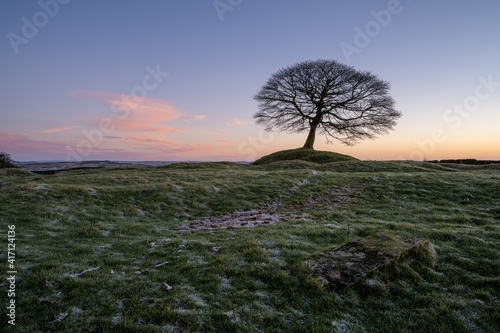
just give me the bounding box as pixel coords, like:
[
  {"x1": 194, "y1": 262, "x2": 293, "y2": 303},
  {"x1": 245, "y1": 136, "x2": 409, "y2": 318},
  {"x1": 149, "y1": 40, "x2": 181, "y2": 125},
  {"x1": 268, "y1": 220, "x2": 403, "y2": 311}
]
[
  {"x1": 176, "y1": 183, "x2": 360, "y2": 231},
  {"x1": 175, "y1": 210, "x2": 309, "y2": 231},
  {"x1": 307, "y1": 232, "x2": 424, "y2": 288}
]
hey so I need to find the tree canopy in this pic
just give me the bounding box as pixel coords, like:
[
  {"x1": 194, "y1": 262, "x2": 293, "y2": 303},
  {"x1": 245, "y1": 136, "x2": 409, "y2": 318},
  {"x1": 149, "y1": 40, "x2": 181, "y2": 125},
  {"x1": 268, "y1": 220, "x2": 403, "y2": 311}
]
[
  {"x1": 0, "y1": 151, "x2": 17, "y2": 168},
  {"x1": 253, "y1": 59, "x2": 402, "y2": 149}
]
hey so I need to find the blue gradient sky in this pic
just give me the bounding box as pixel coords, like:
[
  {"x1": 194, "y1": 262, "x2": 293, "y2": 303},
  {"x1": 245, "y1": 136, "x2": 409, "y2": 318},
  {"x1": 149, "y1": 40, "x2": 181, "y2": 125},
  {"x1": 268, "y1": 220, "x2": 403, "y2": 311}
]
[{"x1": 1, "y1": 0, "x2": 499, "y2": 161}]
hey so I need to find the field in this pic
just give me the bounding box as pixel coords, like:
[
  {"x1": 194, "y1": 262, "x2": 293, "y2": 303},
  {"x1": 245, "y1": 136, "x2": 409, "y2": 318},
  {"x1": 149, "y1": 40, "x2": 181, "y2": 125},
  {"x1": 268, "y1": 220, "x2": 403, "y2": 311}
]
[{"x1": 0, "y1": 154, "x2": 499, "y2": 332}]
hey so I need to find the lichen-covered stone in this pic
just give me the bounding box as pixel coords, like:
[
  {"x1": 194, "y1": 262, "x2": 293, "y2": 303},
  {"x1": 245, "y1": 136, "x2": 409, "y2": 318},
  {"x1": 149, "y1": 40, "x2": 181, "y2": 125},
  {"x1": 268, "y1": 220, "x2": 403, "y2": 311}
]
[{"x1": 308, "y1": 232, "x2": 423, "y2": 288}]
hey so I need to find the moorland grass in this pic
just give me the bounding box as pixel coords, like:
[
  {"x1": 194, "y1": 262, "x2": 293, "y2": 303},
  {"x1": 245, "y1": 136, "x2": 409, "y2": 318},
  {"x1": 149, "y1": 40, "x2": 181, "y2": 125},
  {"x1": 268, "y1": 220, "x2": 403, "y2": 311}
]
[
  {"x1": 0, "y1": 161, "x2": 499, "y2": 332},
  {"x1": 0, "y1": 168, "x2": 38, "y2": 184}
]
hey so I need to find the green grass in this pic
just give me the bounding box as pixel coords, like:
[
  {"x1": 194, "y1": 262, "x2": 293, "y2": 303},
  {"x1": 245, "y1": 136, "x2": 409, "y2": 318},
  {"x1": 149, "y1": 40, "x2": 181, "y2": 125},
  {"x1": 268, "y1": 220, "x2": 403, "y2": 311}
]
[
  {"x1": 0, "y1": 168, "x2": 38, "y2": 184},
  {"x1": 252, "y1": 148, "x2": 358, "y2": 165},
  {"x1": 0, "y1": 161, "x2": 499, "y2": 332}
]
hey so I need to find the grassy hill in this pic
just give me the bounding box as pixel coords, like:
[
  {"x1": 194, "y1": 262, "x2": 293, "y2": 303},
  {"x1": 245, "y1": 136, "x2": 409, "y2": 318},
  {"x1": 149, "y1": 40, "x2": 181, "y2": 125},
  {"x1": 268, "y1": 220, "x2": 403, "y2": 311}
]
[
  {"x1": 0, "y1": 167, "x2": 37, "y2": 184},
  {"x1": 0, "y1": 160, "x2": 499, "y2": 332},
  {"x1": 252, "y1": 148, "x2": 358, "y2": 165}
]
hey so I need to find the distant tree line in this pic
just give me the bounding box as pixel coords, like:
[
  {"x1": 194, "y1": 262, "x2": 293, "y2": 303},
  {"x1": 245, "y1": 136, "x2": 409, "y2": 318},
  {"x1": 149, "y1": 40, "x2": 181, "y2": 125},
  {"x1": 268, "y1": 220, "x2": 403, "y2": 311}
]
[{"x1": 428, "y1": 159, "x2": 500, "y2": 165}]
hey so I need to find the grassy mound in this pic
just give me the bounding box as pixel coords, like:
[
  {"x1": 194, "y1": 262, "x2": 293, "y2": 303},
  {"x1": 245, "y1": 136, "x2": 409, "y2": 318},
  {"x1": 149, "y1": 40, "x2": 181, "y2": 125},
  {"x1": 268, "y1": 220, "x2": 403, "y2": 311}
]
[
  {"x1": 0, "y1": 168, "x2": 37, "y2": 184},
  {"x1": 0, "y1": 167, "x2": 34, "y2": 177},
  {"x1": 252, "y1": 148, "x2": 358, "y2": 165},
  {"x1": 255, "y1": 160, "x2": 319, "y2": 170}
]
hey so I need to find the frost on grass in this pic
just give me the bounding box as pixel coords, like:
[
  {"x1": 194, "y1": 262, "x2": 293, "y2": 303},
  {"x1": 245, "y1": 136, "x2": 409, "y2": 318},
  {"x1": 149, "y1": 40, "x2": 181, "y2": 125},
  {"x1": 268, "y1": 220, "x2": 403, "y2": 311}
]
[
  {"x1": 188, "y1": 294, "x2": 208, "y2": 307},
  {"x1": 70, "y1": 306, "x2": 83, "y2": 317},
  {"x1": 99, "y1": 229, "x2": 111, "y2": 236},
  {"x1": 332, "y1": 313, "x2": 365, "y2": 333},
  {"x1": 85, "y1": 187, "x2": 97, "y2": 195},
  {"x1": 226, "y1": 310, "x2": 242, "y2": 325},
  {"x1": 94, "y1": 244, "x2": 112, "y2": 255},
  {"x1": 187, "y1": 256, "x2": 207, "y2": 265},
  {"x1": 33, "y1": 183, "x2": 48, "y2": 190},
  {"x1": 267, "y1": 248, "x2": 285, "y2": 266},
  {"x1": 219, "y1": 275, "x2": 233, "y2": 292},
  {"x1": 112, "y1": 313, "x2": 124, "y2": 325}
]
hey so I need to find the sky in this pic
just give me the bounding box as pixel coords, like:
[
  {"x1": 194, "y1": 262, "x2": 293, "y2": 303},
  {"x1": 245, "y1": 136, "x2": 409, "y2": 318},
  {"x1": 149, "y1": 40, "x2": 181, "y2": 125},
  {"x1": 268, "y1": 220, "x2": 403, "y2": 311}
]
[{"x1": 1, "y1": 0, "x2": 499, "y2": 162}]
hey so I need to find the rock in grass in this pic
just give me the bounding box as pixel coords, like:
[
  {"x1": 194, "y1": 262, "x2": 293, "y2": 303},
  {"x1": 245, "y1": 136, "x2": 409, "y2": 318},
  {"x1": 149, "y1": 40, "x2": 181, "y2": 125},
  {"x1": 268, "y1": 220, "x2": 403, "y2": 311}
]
[
  {"x1": 49, "y1": 312, "x2": 68, "y2": 324},
  {"x1": 308, "y1": 232, "x2": 424, "y2": 288}
]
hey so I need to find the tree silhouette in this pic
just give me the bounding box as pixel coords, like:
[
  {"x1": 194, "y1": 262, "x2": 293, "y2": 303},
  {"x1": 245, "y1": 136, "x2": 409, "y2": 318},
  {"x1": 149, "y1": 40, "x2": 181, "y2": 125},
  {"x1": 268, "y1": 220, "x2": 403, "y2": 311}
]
[
  {"x1": 0, "y1": 151, "x2": 17, "y2": 168},
  {"x1": 253, "y1": 59, "x2": 402, "y2": 149}
]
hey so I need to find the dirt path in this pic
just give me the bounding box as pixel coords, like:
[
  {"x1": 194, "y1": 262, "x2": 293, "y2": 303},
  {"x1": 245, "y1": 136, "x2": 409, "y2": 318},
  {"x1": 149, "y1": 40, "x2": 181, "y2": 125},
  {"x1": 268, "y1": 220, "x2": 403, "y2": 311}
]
[{"x1": 176, "y1": 181, "x2": 361, "y2": 231}]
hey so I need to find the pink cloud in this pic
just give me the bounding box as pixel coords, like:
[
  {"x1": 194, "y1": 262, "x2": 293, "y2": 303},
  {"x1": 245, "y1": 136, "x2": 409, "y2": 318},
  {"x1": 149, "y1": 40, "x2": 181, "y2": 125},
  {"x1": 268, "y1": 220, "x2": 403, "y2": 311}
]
[
  {"x1": 185, "y1": 115, "x2": 207, "y2": 123},
  {"x1": 179, "y1": 143, "x2": 212, "y2": 154},
  {"x1": 204, "y1": 129, "x2": 228, "y2": 135},
  {"x1": 0, "y1": 133, "x2": 67, "y2": 159},
  {"x1": 225, "y1": 119, "x2": 254, "y2": 126},
  {"x1": 0, "y1": 132, "x2": 244, "y2": 161},
  {"x1": 119, "y1": 136, "x2": 181, "y2": 150},
  {"x1": 124, "y1": 135, "x2": 179, "y2": 145},
  {"x1": 40, "y1": 126, "x2": 84, "y2": 134},
  {"x1": 87, "y1": 143, "x2": 240, "y2": 161},
  {"x1": 216, "y1": 138, "x2": 236, "y2": 143},
  {"x1": 70, "y1": 90, "x2": 185, "y2": 133}
]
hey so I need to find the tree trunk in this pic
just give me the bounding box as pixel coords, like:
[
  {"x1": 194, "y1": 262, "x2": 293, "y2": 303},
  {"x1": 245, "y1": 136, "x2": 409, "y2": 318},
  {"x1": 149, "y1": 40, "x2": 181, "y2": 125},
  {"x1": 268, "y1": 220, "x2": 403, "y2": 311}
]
[{"x1": 302, "y1": 122, "x2": 318, "y2": 149}]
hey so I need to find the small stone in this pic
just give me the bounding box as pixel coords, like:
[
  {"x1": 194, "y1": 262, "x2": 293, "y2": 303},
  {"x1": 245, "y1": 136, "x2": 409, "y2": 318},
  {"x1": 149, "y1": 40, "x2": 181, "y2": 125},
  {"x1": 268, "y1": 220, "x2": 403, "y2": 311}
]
[
  {"x1": 38, "y1": 298, "x2": 58, "y2": 305},
  {"x1": 49, "y1": 312, "x2": 68, "y2": 324},
  {"x1": 155, "y1": 261, "x2": 169, "y2": 268},
  {"x1": 44, "y1": 280, "x2": 55, "y2": 287}
]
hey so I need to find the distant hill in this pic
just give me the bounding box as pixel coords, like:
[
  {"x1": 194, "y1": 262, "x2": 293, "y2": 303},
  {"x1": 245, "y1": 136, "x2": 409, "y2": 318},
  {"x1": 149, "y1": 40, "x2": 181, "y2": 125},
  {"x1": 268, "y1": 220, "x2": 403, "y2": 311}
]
[{"x1": 18, "y1": 160, "x2": 144, "y2": 172}]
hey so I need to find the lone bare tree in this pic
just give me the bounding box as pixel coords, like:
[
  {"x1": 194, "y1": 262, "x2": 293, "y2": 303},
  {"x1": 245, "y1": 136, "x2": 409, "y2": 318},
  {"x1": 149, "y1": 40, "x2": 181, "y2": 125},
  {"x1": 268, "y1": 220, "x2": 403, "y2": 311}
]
[{"x1": 253, "y1": 59, "x2": 402, "y2": 149}]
